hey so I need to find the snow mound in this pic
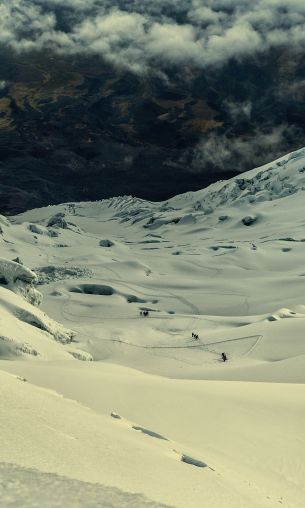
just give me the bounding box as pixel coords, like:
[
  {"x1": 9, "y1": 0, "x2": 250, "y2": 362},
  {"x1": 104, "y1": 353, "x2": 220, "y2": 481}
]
[
  {"x1": 69, "y1": 350, "x2": 93, "y2": 361},
  {"x1": 13, "y1": 281, "x2": 43, "y2": 307},
  {"x1": 0, "y1": 258, "x2": 37, "y2": 285},
  {"x1": 15, "y1": 308, "x2": 74, "y2": 344},
  {"x1": 0, "y1": 258, "x2": 42, "y2": 307},
  {"x1": 0, "y1": 261, "x2": 75, "y2": 353},
  {"x1": 266, "y1": 307, "x2": 304, "y2": 322},
  {"x1": 0, "y1": 302, "x2": 74, "y2": 362},
  {"x1": 0, "y1": 336, "x2": 39, "y2": 358}
]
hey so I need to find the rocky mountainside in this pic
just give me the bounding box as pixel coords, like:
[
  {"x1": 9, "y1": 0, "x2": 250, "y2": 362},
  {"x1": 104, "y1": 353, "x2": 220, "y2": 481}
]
[{"x1": 0, "y1": 48, "x2": 305, "y2": 214}]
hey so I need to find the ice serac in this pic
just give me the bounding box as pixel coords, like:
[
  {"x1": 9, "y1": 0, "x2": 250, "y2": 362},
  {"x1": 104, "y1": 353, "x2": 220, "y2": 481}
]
[
  {"x1": 0, "y1": 257, "x2": 42, "y2": 306},
  {"x1": 0, "y1": 258, "x2": 75, "y2": 358}
]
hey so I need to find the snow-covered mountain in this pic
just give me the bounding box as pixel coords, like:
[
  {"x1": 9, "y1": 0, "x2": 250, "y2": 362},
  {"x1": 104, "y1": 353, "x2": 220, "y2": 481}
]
[{"x1": 1, "y1": 148, "x2": 305, "y2": 507}]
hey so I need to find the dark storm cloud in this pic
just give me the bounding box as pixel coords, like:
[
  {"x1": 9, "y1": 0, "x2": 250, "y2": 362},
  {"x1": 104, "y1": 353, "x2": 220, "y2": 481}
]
[{"x1": 2, "y1": 1, "x2": 305, "y2": 71}]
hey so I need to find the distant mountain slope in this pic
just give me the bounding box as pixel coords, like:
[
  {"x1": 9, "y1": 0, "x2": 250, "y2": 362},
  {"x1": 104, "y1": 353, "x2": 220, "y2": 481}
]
[{"x1": 0, "y1": 48, "x2": 305, "y2": 214}]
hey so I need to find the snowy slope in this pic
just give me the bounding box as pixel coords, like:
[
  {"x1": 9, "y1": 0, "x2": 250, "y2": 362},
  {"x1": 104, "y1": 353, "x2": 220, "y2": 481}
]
[
  {"x1": 1, "y1": 148, "x2": 305, "y2": 507},
  {"x1": 0, "y1": 463, "x2": 170, "y2": 508}
]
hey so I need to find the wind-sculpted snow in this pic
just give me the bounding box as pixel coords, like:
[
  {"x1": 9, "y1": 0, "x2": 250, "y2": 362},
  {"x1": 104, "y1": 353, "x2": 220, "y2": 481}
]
[
  {"x1": 0, "y1": 258, "x2": 42, "y2": 307},
  {"x1": 0, "y1": 258, "x2": 37, "y2": 285},
  {"x1": 15, "y1": 308, "x2": 74, "y2": 345},
  {"x1": 0, "y1": 258, "x2": 75, "y2": 357},
  {"x1": 0, "y1": 336, "x2": 39, "y2": 358}
]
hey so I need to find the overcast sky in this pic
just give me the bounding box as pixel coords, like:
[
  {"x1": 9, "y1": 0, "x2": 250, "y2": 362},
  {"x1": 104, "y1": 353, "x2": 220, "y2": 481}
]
[{"x1": 1, "y1": 0, "x2": 305, "y2": 72}]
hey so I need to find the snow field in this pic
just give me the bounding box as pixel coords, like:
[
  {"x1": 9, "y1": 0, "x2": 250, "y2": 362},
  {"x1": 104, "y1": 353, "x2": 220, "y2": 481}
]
[{"x1": 1, "y1": 147, "x2": 305, "y2": 506}]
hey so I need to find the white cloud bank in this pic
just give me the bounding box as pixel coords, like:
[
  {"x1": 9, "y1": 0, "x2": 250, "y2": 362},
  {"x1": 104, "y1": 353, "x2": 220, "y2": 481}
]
[{"x1": 1, "y1": 0, "x2": 305, "y2": 71}]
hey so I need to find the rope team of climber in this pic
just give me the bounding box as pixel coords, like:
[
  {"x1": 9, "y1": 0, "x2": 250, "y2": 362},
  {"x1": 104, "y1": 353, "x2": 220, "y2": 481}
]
[{"x1": 139, "y1": 311, "x2": 228, "y2": 362}]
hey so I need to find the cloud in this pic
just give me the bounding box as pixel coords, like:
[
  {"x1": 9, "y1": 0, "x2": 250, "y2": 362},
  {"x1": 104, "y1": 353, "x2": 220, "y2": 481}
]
[
  {"x1": 224, "y1": 100, "x2": 253, "y2": 121},
  {"x1": 191, "y1": 124, "x2": 298, "y2": 173},
  {"x1": 1, "y1": 0, "x2": 305, "y2": 71}
]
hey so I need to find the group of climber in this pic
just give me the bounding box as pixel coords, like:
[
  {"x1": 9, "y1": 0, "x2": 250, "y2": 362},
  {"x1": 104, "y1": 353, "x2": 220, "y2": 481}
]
[
  {"x1": 191, "y1": 331, "x2": 228, "y2": 362},
  {"x1": 138, "y1": 313, "x2": 228, "y2": 362}
]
